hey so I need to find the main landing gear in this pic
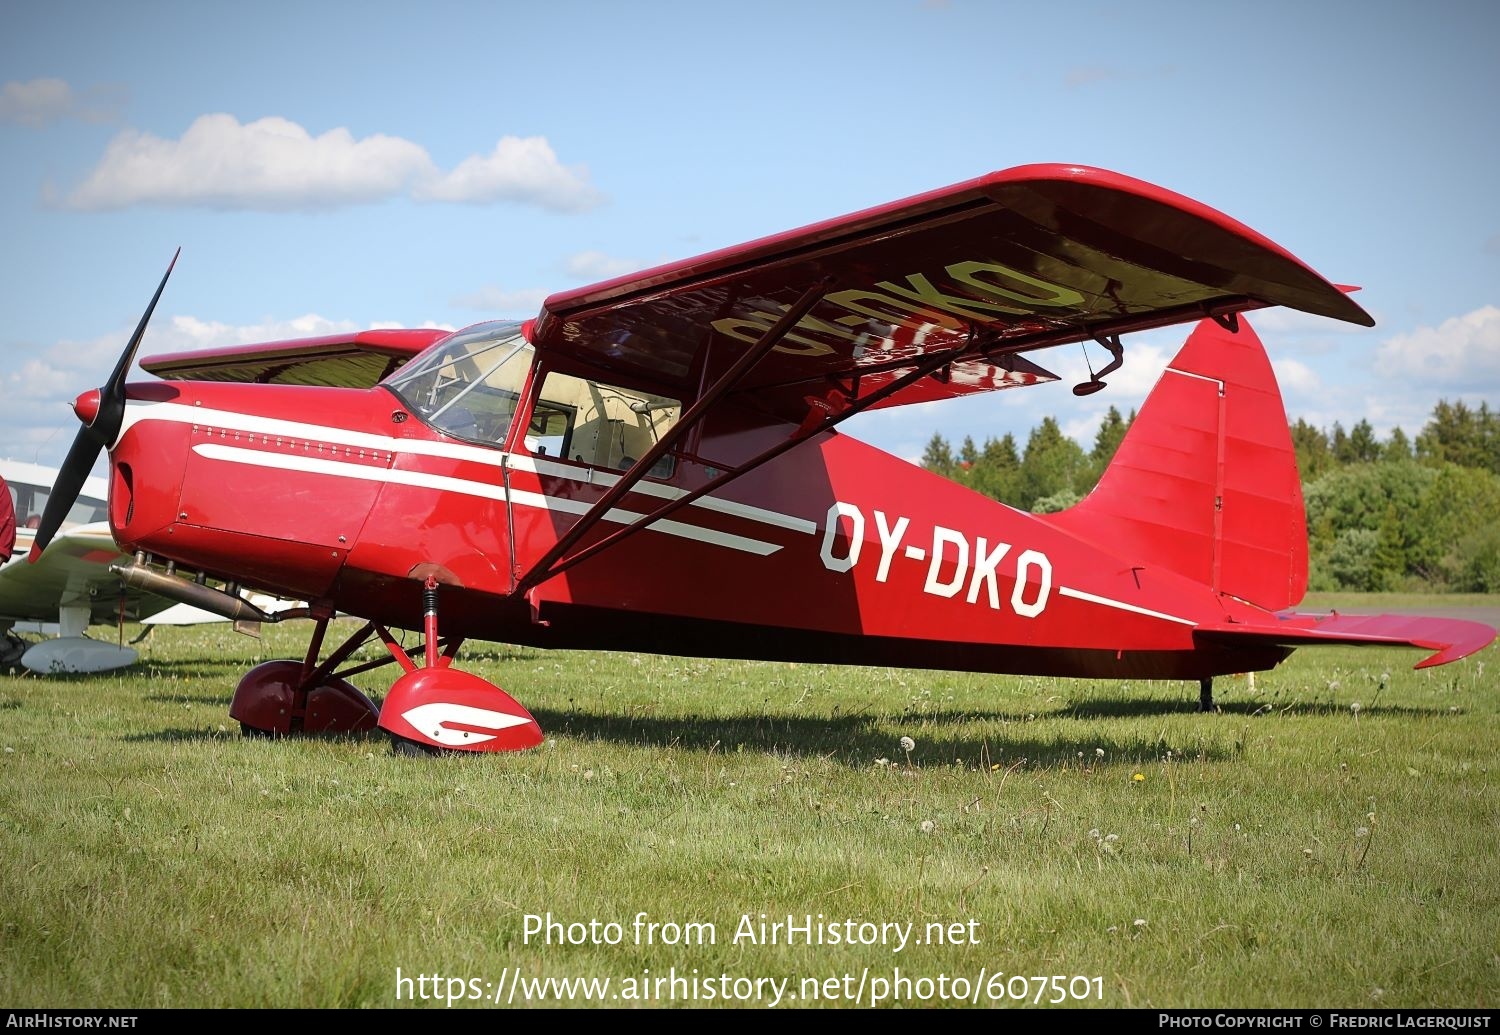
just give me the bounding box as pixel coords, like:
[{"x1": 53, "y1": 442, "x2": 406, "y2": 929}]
[
  {"x1": 229, "y1": 577, "x2": 543, "y2": 755},
  {"x1": 1199, "y1": 677, "x2": 1215, "y2": 713}
]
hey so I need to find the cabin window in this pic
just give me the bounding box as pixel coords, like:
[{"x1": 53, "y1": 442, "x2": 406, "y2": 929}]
[
  {"x1": 532, "y1": 370, "x2": 681, "y2": 478},
  {"x1": 384, "y1": 321, "x2": 531, "y2": 446},
  {"x1": 6, "y1": 480, "x2": 106, "y2": 531}
]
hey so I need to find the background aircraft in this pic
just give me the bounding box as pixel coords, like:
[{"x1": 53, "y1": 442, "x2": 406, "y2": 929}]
[
  {"x1": 26, "y1": 164, "x2": 1497, "y2": 751},
  {"x1": 0, "y1": 458, "x2": 288, "y2": 673},
  {"x1": 0, "y1": 458, "x2": 150, "y2": 671}
]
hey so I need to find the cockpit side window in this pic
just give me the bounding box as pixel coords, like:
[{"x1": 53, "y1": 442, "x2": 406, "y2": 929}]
[
  {"x1": 532, "y1": 369, "x2": 681, "y2": 478},
  {"x1": 384, "y1": 322, "x2": 531, "y2": 446}
]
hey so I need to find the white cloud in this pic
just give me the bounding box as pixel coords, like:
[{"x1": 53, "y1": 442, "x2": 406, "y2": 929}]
[
  {"x1": 1270, "y1": 357, "x2": 1321, "y2": 394},
  {"x1": 449, "y1": 285, "x2": 550, "y2": 315},
  {"x1": 1250, "y1": 304, "x2": 1373, "y2": 352},
  {"x1": 1374, "y1": 305, "x2": 1500, "y2": 389},
  {"x1": 55, "y1": 115, "x2": 602, "y2": 213},
  {"x1": 0, "y1": 313, "x2": 453, "y2": 467},
  {"x1": 0, "y1": 78, "x2": 123, "y2": 127},
  {"x1": 564, "y1": 250, "x2": 646, "y2": 281},
  {"x1": 414, "y1": 135, "x2": 603, "y2": 212}
]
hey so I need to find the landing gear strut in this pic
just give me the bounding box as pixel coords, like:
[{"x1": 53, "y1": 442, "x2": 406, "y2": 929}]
[
  {"x1": 375, "y1": 577, "x2": 543, "y2": 755},
  {"x1": 229, "y1": 610, "x2": 381, "y2": 736},
  {"x1": 1199, "y1": 677, "x2": 1215, "y2": 713},
  {"x1": 229, "y1": 579, "x2": 542, "y2": 754}
]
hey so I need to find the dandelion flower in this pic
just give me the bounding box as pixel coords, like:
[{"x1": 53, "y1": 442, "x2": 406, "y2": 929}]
[
  {"x1": 1355, "y1": 826, "x2": 1370, "y2": 839},
  {"x1": 899, "y1": 736, "x2": 916, "y2": 753},
  {"x1": 1303, "y1": 848, "x2": 1313, "y2": 856},
  {"x1": 1088, "y1": 828, "x2": 1102, "y2": 840},
  {"x1": 1104, "y1": 833, "x2": 1119, "y2": 843},
  {"x1": 1095, "y1": 748, "x2": 1106, "y2": 759},
  {"x1": 1351, "y1": 702, "x2": 1362, "y2": 716},
  {"x1": 1133, "y1": 918, "x2": 1148, "y2": 927},
  {"x1": 919, "y1": 820, "x2": 935, "y2": 835},
  {"x1": 1132, "y1": 772, "x2": 1145, "y2": 782}
]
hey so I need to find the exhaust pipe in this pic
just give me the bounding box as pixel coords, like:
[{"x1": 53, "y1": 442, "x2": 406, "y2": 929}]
[{"x1": 111, "y1": 560, "x2": 284, "y2": 624}]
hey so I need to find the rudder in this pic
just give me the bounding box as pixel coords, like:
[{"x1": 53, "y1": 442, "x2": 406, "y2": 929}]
[{"x1": 1043, "y1": 316, "x2": 1308, "y2": 611}]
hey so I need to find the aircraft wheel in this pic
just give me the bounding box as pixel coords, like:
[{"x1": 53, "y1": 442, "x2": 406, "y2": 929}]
[
  {"x1": 390, "y1": 733, "x2": 447, "y2": 759},
  {"x1": 1, "y1": 632, "x2": 27, "y2": 670}
]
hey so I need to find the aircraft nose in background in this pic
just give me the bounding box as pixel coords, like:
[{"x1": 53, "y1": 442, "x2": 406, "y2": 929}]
[{"x1": 73, "y1": 388, "x2": 101, "y2": 427}]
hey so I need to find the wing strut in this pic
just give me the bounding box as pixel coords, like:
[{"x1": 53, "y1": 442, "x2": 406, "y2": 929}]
[
  {"x1": 521, "y1": 327, "x2": 996, "y2": 592},
  {"x1": 513, "y1": 278, "x2": 834, "y2": 596},
  {"x1": 515, "y1": 296, "x2": 1286, "y2": 593}
]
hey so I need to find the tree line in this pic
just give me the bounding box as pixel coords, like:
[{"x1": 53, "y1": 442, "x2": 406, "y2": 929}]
[{"x1": 921, "y1": 400, "x2": 1500, "y2": 593}]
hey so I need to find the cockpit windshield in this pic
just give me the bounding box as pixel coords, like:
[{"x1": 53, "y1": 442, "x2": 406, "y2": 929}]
[{"x1": 383, "y1": 321, "x2": 532, "y2": 445}]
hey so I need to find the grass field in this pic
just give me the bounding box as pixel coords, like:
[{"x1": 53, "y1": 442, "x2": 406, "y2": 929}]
[{"x1": 1, "y1": 597, "x2": 1496, "y2": 1010}]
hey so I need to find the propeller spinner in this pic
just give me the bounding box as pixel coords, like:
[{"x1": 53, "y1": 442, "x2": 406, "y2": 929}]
[{"x1": 28, "y1": 249, "x2": 180, "y2": 563}]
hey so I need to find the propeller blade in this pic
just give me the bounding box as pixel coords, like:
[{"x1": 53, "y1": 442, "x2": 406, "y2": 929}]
[
  {"x1": 92, "y1": 248, "x2": 180, "y2": 444},
  {"x1": 28, "y1": 430, "x2": 102, "y2": 561},
  {"x1": 28, "y1": 249, "x2": 180, "y2": 563}
]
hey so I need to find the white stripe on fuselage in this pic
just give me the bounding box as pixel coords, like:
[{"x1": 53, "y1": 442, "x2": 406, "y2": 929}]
[
  {"x1": 123, "y1": 399, "x2": 811, "y2": 540},
  {"x1": 1057, "y1": 585, "x2": 1197, "y2": 626},
  {"x1": 191, "y1": 443, "x2": 782, "y2": 556}
]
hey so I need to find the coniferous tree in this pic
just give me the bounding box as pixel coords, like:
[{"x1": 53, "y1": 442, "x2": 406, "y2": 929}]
[
  {"x1": 1019, "y1": 417, "x2": 1086, "y2": 511},
  {"x1": 1347, "y1": 419, "x2": 1380, "y2": 463},
  {"x1": 921, "y1": 432, "x2": 955, "y2": 477},
  {"x1": 1383, "y1": 426, "x2": 1413, "y2": 462},
  {"x1": 1291, "y1": 418, "x2": 1333, "y2": 480}
]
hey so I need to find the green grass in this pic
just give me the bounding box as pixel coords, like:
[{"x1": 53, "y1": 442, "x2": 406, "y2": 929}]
[{"x1": 1, "y1": 598, "x2": 1496, "y2": 1009}]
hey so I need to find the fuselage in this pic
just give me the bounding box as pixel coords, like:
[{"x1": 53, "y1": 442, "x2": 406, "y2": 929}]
[{"x1": 107, "y1": 323, "x2": 1288, "y2": 680}]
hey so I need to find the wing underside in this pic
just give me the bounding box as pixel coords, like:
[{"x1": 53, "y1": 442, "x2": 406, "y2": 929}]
[
  {"x1": 533, "y1": 164, "x2": 1372, "y2": 422},
  {"x1": 0, "y1": 523, "x2": 173, "y2": 626}
]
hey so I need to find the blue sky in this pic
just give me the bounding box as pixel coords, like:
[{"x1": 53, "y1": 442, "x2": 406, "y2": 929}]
[{"x1": 2, "y1": 0, "x2": 1497, "y2": 471}]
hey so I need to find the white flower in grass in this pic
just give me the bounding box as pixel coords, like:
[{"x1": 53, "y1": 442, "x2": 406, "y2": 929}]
[
  {"x1": 899, "y1": 736, "x2": 915, "y2": 753},
  {"x1": 1095, "y1": 748, "x2": 1105, "y2": 758},
  {"x1": 919, "y1": 820, "x2": 935, "y2": 835}
]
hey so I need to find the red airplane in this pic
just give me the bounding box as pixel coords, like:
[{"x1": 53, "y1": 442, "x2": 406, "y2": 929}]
[{"x1": 30, "y1": 164, "x2": 1496, "y2": 755}]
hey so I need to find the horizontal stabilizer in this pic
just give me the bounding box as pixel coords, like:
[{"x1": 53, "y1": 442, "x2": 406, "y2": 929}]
[{"x1": 1196, "y1": 611, "x2": 1497, "y2": 669}]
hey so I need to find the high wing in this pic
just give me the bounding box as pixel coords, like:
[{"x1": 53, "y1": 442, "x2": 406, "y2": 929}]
[
  {"x1": 532, "y1": 163, "x2": 1372, "y2": 422},
  {"x1": 138, "y1": 328, "x2": 449, "y2": 387}
]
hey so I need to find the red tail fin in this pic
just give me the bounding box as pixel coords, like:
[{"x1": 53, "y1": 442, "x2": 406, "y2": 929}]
[{"x1": 1045, "y1": 316, "x2": 1307, "y2": 611}]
